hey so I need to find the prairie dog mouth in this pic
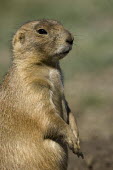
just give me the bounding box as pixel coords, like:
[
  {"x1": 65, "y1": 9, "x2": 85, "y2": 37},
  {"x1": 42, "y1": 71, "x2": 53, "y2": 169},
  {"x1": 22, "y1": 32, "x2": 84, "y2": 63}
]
[
  {"x1": 57, "y1": 46, "x2": 72, "y2": 55},
  {"x1": 61, "y1": 48, "x2": 70, "y2": 54}
]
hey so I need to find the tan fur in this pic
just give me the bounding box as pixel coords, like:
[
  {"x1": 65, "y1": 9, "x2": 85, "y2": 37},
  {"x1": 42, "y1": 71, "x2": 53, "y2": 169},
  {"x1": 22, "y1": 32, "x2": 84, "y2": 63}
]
[{"x1": 0, "y1": 19, "x2": 82, "y2": 170}]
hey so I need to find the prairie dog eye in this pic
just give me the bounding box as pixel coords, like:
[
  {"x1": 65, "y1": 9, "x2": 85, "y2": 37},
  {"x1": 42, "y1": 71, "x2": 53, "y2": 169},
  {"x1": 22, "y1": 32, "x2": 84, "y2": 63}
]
[{"x1": 36, "y1": 29, "x2": 47, "y2": 34}]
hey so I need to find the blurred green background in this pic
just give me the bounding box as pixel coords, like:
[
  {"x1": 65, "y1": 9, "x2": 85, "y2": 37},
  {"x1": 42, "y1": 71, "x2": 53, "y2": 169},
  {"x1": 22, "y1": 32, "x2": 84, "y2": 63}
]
[{"x1": 0, "y1": 0, "x2": 113, "y2": 169}]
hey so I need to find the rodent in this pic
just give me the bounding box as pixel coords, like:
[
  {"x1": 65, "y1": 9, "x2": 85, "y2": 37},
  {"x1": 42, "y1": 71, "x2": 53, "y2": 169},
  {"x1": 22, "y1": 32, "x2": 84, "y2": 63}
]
[{"x1": 0, "y1": 19, "x2": 83, "y2": 170}]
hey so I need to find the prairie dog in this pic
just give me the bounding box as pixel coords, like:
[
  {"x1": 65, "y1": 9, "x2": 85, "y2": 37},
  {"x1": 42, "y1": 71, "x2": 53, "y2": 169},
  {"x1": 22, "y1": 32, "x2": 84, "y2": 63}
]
[{"x1": 0, "y1": 19, "x2": 83, "y2": 170}]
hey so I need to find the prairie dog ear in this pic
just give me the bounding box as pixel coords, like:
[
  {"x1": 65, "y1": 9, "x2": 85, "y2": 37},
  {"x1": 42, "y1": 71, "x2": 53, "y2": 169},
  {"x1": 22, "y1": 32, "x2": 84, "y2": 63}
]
[
  {"x1": 18, "y1": 32, "x2": 25, "y2": 43},
  {"x1": 13, "y1": 31, "x2": 25, "y2": 46}
]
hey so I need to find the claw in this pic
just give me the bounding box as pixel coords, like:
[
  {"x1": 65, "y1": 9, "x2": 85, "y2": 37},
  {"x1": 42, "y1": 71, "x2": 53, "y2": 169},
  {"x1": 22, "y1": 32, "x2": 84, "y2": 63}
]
[{"x1": 76, "y1": 151, "x2": 84, "y2": 159}]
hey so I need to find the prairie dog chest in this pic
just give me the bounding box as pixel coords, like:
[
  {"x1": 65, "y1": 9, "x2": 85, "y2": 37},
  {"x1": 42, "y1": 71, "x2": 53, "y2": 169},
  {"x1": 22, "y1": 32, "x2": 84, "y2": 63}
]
[{"x1": 49, "y1": 68, "x2": 64, "y2": 94}]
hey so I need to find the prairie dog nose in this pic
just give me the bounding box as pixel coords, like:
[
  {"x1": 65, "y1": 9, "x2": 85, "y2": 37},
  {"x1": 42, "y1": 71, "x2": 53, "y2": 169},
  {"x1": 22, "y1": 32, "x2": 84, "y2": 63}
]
[{"x1": 66, "y1": 35, "x2": 74, "y2": 45}]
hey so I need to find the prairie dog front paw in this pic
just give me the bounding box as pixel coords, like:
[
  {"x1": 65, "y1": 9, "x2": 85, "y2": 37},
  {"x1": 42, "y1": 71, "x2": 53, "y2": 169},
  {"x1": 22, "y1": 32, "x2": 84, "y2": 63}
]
[{"x1": 64, "y1": 128, "x2": 80, "y2": 153}]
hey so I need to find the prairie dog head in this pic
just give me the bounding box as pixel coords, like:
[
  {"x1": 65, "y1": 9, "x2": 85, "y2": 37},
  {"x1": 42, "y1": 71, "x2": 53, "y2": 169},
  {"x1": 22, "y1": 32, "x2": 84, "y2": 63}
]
[{"x1": 13, "y1": 19, "x2": 74, "y2": 63}]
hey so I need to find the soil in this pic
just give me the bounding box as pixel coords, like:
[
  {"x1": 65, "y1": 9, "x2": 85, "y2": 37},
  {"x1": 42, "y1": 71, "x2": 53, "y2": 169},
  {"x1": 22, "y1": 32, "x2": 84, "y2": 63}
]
[{"x1": 68, "y1": 108, "x2": 113, "y2": 170}]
